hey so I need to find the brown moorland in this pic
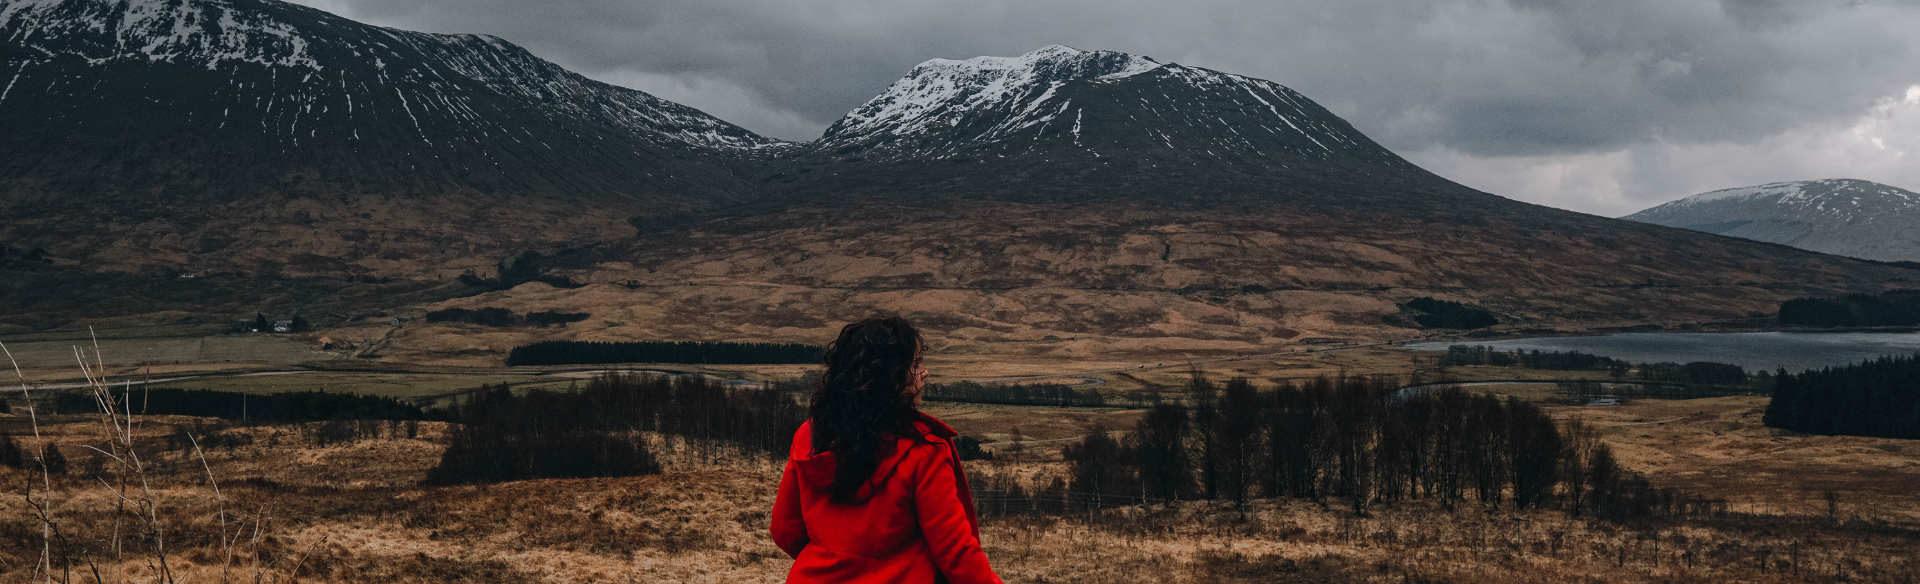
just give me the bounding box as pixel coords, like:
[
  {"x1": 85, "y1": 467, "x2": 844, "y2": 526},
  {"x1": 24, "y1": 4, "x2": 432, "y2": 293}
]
[{"x1": 3, "y1": 382, "x2": 1916, "y2": 583}]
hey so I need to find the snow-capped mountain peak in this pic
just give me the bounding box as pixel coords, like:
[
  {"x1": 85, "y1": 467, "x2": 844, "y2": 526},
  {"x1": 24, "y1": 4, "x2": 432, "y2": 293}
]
[
  {"x1": 811, "y1": 44, "x2": 1405, "y2": 169},
  {"x1": 2, "y1": 0, "x2": 322, "y2": 69},
  {"x1": 1642, "y1": 179, "x2": 1920, "y2": 218},
  {"x1": 1625, "y1": 179, "x2": 1920, "y2": 262},
  {"x1": 1677, "y1": 181, "x2": 1811, "y2": 204},
  {"x1": 823, "y1": 45, "x2": 1162, "y2": 142},
  {"x1": 1, "y1": 0, "x2": 776, "y2": 151}
]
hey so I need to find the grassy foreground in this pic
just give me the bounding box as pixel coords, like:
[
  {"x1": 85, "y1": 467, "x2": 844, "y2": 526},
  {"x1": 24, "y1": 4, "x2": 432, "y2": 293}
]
[{"x1": 2, "y1": 393, "x2": 1916, "y2": 583}]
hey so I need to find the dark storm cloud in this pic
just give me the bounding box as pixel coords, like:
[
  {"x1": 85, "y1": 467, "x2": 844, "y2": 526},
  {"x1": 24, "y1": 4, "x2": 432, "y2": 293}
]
[
  {"x1": 291, "y1": 0, "x2": 1920, "y2": 214},
  {"x1": 1425, "y1": 0, "x2": 1919, "y2": 154}
]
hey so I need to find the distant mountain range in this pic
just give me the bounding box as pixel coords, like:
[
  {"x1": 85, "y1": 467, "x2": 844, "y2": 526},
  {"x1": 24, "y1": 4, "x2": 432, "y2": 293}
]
[
  {"x1": 4, "y1": 0, "x2": 1916, "y2": 347},
  {"x1": 1624, "y1": 179, "x2": 1920, "y2": 263},
  {"x1": 544, "y1": 46, "x2": 1917, "y2": 349}
]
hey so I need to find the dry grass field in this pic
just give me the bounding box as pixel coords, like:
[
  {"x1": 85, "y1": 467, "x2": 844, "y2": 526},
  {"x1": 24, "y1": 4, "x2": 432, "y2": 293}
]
[
  {"x1": 0, "y1": 326, "x2": 1659, "y2": 395},
  {"x1": 0, "y1": 335, "x2": 328, "y2": 371},
  {"x1": 139, "y1": 371, "x2": 578, "y2": 404},
  {"x1": 2, "y1": 343, "x2": 1915, "y2": 583},
  {"x1": 3, "y1": 384, "x2": 1916, "y2": 584},
  {"x1": 1561, "y1": 397, "x2": 1920, "y2": 525}
]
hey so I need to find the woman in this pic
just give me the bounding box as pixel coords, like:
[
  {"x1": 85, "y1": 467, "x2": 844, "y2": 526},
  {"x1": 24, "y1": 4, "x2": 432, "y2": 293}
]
[{"x1": 771, "y1": 317, "x2": 1004, "y2": 584}]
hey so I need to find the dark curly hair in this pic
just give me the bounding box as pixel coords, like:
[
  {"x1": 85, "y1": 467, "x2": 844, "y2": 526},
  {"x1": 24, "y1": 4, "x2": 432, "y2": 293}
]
[{"x1": 810, "y1": 316, "x2": 927, "y2": 503}]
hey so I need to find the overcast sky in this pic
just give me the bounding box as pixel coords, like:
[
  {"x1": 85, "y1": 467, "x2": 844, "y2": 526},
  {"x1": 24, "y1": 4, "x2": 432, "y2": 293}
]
[{"x1": 290, "y1": 0, "x2": 1920, "y2": 217}]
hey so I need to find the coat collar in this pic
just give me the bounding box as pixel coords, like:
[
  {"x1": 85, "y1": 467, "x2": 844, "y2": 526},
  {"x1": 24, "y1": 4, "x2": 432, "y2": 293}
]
[{"x1": 914, "y1": 411, "x2": 958, "y2": 439}]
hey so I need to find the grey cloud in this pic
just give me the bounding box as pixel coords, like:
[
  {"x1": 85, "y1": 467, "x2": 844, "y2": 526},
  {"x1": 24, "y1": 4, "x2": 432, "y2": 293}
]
[
  {"x1": 288, "y1": 0, "x2": 1920, "y2": 211},
  {"x1": 1716, "y1": 0, "x2": 1920, "y2": 28},
  {"x1": 1447, "y1": 0, "x2": 1920, "y2": 154}
]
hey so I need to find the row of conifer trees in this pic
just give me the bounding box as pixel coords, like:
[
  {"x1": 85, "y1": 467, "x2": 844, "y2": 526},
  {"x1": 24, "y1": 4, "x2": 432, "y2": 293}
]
[
  {"x1": 924, "y1": 380, "x2": 1109, "y2": 407},
  {"x1": 1435, "y1": 345, "x2": 1628, "y2": 371},
  {"x1": 1034, "y1": 372, "x2": 1704, "y2": 520},
  {"x1": 425, "y1": 307, "x2": 590, "y2": 328},
  {"x1": 1434, "y1": 345, "x2": 1752, "y2": 386},
  {"x1": 504, "y1": 340, "x2": 826, "y2": 366},
  {"x1": 1777, "y1": 290, "x2": 1920, "y2": 328},
  {"x1": 1763, "y1": 355, "x2": 1920, "y2": 439},
  {"x1": 426, "y1": 373, "x2": 806, "y2": 484}
]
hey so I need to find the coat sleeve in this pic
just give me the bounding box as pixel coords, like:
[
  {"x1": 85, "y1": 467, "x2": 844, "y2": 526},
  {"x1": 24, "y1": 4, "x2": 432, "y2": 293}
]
[
  {"x1": 912, "y1": 441, "x2": 1003, "y2": 584},
  {"x1": 770, "y1": 459, "x2": 809, "y2": 559}
]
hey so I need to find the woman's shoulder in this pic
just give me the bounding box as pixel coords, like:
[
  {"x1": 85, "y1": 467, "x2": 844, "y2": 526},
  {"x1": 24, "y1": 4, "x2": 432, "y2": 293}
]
[
  {"x1": 892, "y1": 412, "x2": 959, "y2": 459},
  {"x1": 902, "y1": 427, "x2": 950, "y2": 449},
  {"x1": 910, "y1": 411, "x2": 959, "y2": 440},
  {"x1": 893, "y1": 413, "x2": 951, "y2": 445}
]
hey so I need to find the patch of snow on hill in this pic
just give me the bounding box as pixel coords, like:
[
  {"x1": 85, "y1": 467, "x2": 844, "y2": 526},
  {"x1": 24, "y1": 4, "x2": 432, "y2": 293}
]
[
  {"x1": 1679, "y1": 181, "x2": 1807, "y2": 204},
  {"x1": 1665, "y1": 179, "x2": 1920, "y2": 212},
  {"x1": 826, "y1": 45, "x2": 1161, "y2": 141},
  {"x1": 3, "y1": 0, "x2": 324, "y2": 69},
  {"x1": 1, "y1": 0, "x2": 777, "y2": 151}
]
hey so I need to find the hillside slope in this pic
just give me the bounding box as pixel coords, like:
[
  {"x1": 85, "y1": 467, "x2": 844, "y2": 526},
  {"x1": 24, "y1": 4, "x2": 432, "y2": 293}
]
[
  {"x1": 451, "y1": 47, "x2": 1920, "y2": 356},
  {"x1": 756, "y1": 45, "x2": 1457, "y2": 211},
  {"x1": 0, "y1": 0, "x2": 777, "y2": 278},
  {"x1": 4, "y1": 5, "x2": 1914, "y2": 349}
]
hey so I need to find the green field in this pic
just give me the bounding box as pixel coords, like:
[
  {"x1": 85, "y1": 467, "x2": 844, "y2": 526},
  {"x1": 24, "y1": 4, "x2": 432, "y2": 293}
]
[
  {"x1": 146, "y1": 371, "x2": 584, "y2": 405},
  {"x1": 1, "y1": 334, "x2": 327, "y2": 368},
  {"x1": 0, "y1": 323, "x2": 232, "y2": 342}
]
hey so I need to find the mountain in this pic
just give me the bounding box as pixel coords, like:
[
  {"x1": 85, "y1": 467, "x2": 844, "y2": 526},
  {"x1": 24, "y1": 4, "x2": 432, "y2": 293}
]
[
  {"x1": 812, "y1": 45, "x2": 1400, "y2": 167},
  {"x1": 1624, "y1": 179, "x2": 1920, "y2": 263},
  {"x1": 3, "y1": 2, "x2": 1914, "y2": 349},
  {"x1": 502, "y1": 47, "x2": 1920, "y2": 355},
  {"x1": 0, "y1": 0, "x2": 777, "y2": 278},
  {"x1": 759, "y1": 45, "x2": 1465, "y2": 211}
]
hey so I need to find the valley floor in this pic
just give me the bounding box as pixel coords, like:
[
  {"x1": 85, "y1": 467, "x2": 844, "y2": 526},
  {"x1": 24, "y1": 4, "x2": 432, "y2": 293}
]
[{"x1": 2, "y1": 393, "x2": 1916, "y2": 583}]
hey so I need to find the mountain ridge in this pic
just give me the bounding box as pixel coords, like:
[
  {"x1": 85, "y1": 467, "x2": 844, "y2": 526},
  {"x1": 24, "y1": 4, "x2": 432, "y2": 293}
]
[
  {"x1": 1, "y1": 0, "x2": 779, "y2": 278},
  {"x1": 810, "y1": 44, "x2": 1406, "y2": 165},
  {"x1": 753, "y1": 44, "x2": 1449, "y2": 215},
  {"x1": 1624, "y1": 179, "x2": 1920, "y2": 262},
  {"x1": 1, "y1": 0, "x2": 778, "y2": 151},
  {"x1": 5, "y1": 0, "x2": 1918, "y2": 348}
]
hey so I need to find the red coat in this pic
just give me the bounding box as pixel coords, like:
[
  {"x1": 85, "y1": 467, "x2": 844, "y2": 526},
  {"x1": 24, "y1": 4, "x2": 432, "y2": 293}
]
[{"x1": 771, "y1": 412, "x2": 1003, "y2": 584}]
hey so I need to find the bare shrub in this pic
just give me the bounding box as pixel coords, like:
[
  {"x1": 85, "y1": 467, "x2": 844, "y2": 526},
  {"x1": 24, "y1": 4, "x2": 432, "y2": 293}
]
[{"x1": 4, "y1": 334, "x2": 328, "y2": 583}]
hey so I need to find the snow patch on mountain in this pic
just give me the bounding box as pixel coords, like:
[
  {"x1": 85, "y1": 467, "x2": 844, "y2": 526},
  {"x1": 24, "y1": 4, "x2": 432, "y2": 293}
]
[
  {"x1": 4, "y1": 0, "x2": 321, "y2": 69},
  {"x1": 1, "y1": 0, "x2": 778, "y2": 151},
  {"x1": 1677, "y1": 181, "x2": 1809, "y2": 204},
  {"x1": 1638, "y1": 179, "x2": 1920, "y2": 223},
  {"x1": 814, "y1": 44, "x2": 1398, "y2": 166},
  {"x1": 1625, "y1": 179, "x2": 1920, "y2": 262},
  {"x1": 825, "y1": 45, "x2": 1161, "y2": 142}
]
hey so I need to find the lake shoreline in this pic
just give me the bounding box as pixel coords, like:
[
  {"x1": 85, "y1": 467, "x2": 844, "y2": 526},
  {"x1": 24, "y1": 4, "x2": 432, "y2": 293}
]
[{"x1": 1403, "y1": 329, "x2": 1920, "y2": 373}]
